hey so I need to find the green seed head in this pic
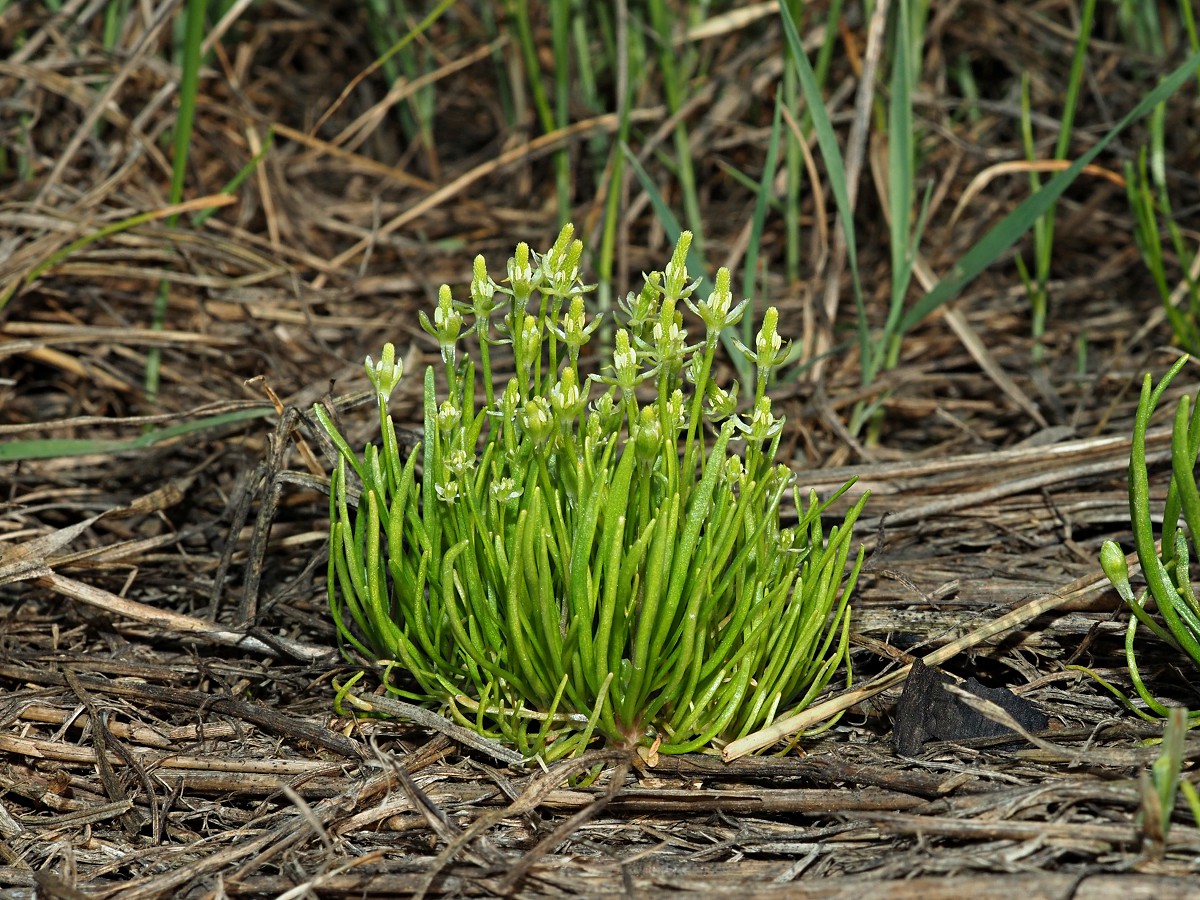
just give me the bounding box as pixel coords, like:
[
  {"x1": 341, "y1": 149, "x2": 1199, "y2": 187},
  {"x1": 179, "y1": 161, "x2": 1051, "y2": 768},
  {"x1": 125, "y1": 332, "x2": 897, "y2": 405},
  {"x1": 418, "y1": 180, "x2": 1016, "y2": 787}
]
[
  {"x1": 434, "y1": 479, "x2": 459, "y2": 504},
  {"x1": 517, "y1": 314, "x2": 542, "y2": 372},
  {"x1": 591, "y1": 390, "x2": 621, "y2": 434},
  {"x1": 509, "y1": 242, "x2": 534, "y2": 297},
  {"x1": 705, "y1": 380, "x2": 738, "y2": 421},
  {"x1": 664, "y1": 231, "x2": 692, "y2": 298},
  {"x1": 550, "y1": 367, "x2": 584, "y2": 419},
  {"x1": 756, "y1": 307, "x2": 781, "y2": 362},
  {"x1": 437, "y1": 399, "x2": 461, "y2": 433},
  {"x1": 746, "y1": 395, "x2": 783, "y2": 442},
  {"x1": 1100, "y1": 540, "x2": 1131, "y2": 589},
  {"x1": 634, "y1": 404, "x2": 662, "y2": 465}
]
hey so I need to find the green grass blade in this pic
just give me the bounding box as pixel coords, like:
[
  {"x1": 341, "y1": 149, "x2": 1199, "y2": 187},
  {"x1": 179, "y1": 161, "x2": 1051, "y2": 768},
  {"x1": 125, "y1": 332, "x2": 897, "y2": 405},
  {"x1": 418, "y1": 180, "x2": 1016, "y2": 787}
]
[
  {"x1": 742, "y1": 93, "x2": 785, "y2": 345},
  {"x1": 879, "y1": 0, "x2": 914, "y2": 384},
  {"x1": 779, "y1": 1, "x2": 868, "y2": 375},
  {"x1": 0, "y1": 407, "x2": 270, "y2": 461},
  {"x1": 900, "y1": 48, "x2": 1200, "y2": 335},
  {"x1": 146, "y1": 0, "x2": 207, "y2": 399},
  {"x1": 192, "y1": 127, "x2": 274, "y2": 227}
]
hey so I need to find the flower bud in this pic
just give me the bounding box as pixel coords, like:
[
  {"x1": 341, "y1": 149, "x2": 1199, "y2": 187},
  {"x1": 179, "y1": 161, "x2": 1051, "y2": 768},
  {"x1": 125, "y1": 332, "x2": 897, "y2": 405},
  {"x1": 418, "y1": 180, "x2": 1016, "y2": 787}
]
[
  {"x1": 508, "y1": 242, "x2": 535, "y2": 299},
  {"x1": 745, "y1": 395, "x2": 783, "y2": 442},
  {"x1": 620, "y1": 281, "x2": 658, "y2": 328},
  {"x1": 490, "y1": 476, "x2": 520, "y2": 504},
  {"x1": 633, "y1": 404, "x2": 662, "y2": 465},
  {"x1": 498, "y1": 379, "x2": 521, "y2": 420},
  {"x1": 558, "y1": 295, "x2": 600, "y2": 363},
  {"x1": 517, "y1": 314, "x2": 542, "y2": 373},
  {"x1": 705, "y1": 379, "x2": 739, "y2": 421},
  {"x1": 544, "y1": 224, "x2": 584, "y2": 295},
  {"x1": 688, "y1": 266, "x2": 749, "y2": 337},
  {"x1": 1100, "y1": 541, "x2": 1132, "y2": 592},
  {"x1": 418, "y1": 284, "x2": 464, "y2": 368},
  {"x1": 591, "y1": 390, "x2": 622, "y2": 434},
  {"x1": 724, "y1": 454, "x2": 744, "y2": 485},
  {"x1": 755, "y1": 307, "x2": 782, "y2": 362},
  {"x1": 666, "y1": 388, "x2": 685, "y2": 432},
  {"x1": 652, "y1": 316, "x2": 687, "y2": 367},
  {"x1": 444, "y1": 448, "x2": 473, "y2": 477}
]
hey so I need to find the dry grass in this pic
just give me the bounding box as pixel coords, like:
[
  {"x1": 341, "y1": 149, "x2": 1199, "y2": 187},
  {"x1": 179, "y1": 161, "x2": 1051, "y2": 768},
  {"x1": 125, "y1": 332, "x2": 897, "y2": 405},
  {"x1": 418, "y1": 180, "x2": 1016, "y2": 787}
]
[{"x1": 2, "y1": 2, "x2": 1200, "y2": 897}]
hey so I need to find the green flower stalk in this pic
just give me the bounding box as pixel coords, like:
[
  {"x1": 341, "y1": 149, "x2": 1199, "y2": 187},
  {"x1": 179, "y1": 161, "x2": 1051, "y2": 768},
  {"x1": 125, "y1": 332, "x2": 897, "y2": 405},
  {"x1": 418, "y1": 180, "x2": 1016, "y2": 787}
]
[{"x1": 315, "y1": 226, "x2": 869, "y2": 761}]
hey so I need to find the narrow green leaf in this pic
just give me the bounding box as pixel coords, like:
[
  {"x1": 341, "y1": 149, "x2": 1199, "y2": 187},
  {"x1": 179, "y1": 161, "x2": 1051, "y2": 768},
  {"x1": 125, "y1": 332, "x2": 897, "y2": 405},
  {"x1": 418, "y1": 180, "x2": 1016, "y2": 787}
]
[{"x1": 901, "y1": 49, "x2": 1200, "y2": 334}]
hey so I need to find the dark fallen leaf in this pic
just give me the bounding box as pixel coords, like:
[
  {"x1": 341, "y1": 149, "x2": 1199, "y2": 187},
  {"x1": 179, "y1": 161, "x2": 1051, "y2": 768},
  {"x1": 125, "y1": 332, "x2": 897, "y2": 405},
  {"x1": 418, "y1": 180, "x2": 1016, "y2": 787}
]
[{"x1": 893, "y1": 659, "x2": 1048, "y2": 757}]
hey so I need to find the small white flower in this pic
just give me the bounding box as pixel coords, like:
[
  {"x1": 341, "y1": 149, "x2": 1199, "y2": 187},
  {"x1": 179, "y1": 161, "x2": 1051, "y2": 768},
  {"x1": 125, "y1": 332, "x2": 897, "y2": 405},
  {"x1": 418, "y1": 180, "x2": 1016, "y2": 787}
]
[
  {"x1": 652, "y1": 319, "x2": 687, "y2": 362},
  {"x1": 490, "y1": 477, "x2": 521, "y2": 504},
  {"x1": 444, "y1": 448, "x2": 473, "y2": 476},
  {"x1": 550, "y1": 373, "x2": 582, "y2": 418},
  {"x1": 521, "y1": 397, "x2": 554, "y2": 444},
  {"x1": 364, "y1": 343, "x2": 403, "y2": 401},
  {"x1": 437, "y1": 400, "x2": 461, "y2": 433}
]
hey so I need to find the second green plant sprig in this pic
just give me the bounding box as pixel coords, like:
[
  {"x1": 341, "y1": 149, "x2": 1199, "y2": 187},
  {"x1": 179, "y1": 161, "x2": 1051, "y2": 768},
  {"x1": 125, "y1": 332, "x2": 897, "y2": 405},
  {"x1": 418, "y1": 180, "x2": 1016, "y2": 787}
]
[
  {"x1": 315, "y1": 226, "x2": 868, "y2": 761},
  {"x1": 1099, "y1": 356, "x2": 1200, "y2": 721}
]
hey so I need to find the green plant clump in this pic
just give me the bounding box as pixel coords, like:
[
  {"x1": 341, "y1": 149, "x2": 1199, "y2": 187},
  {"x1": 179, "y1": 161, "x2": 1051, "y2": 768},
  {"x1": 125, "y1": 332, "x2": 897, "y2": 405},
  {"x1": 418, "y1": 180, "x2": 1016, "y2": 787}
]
[
  {"x1": 314, "y1": 226, "x2": 868, "y2": 761},
  {"x1": 1100, "y1": 356, "x2": 1200, "y2": 720}
]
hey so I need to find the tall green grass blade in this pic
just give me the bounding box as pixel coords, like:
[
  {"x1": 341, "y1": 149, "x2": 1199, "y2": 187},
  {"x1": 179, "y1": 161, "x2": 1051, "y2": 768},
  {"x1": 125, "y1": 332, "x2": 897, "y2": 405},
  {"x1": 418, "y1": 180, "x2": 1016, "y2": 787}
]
[
  {"x1": 742, "y1": 94, "x2": 785, "y2": 346},
  {"x1": 550, "y1": 0, "x2": 571, "y2": 223},
  {"x1": 1026, "y1": 0, "x2": 1096, "y2": 360},
  {"x1": 778, "y1": 1, "x2": 868, "y2": 377},
  {"x1": 648, "y1": 0, "x2": 705, "y2": 265},
  {"x1": 1118, "y1": 0, "x2": 1165, "y2": 57},
  {"x1": 899, "y1": 48, "x2": 1200, "y2": 334},
  {"x1": 508, "y1": 0, "x2": 570, "y2": 222},
  {"x1": 0, "y1": 408, "x2": 271, "y2": 462},
  {"x1": 145, "y1": 0, "x2": 207, "y2": 400},
  {"x1": 364, "y1": 0, "x2": 437, "y2": 152},
  {"x1": 780, "y1": 0, "x2": 808, "y2": 284},
  {"x1": 875, "y1": 0, "x2": 915, "y2": 387},
  {"x1": 1056, "y1": 0, "x2": 1096, "y2": 163}
]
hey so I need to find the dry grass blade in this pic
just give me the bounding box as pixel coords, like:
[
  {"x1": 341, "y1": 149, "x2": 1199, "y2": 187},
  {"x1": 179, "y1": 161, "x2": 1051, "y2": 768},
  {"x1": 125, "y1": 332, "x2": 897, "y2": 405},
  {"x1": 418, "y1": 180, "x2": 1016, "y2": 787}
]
[
  {"x1": 313, "y1": 108, "x2": 664, "y2": 286},
  {"x1": 0, "y1": 516, "x2": 103, "y2": 585},
  {"x1": 495, "y1": 760, "x2": 630, "y2": 893},
  {"x1": 32, "y1": 572, "x2": 331, "y2": 662},
  {"x1": 950, "y1": 159, "x2": 1128, "y2": 228}
]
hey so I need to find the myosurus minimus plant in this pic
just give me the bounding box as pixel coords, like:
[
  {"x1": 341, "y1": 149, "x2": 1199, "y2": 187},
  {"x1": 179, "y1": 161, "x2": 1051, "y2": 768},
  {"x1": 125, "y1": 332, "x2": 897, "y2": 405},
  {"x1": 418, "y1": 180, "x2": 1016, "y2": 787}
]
[
  {"x1": 314, "y1": 226, "x2": 869, "y2": 761},
  {"x1": 1099, "y1": 356, "x2": 1200, "y2": 722}
]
